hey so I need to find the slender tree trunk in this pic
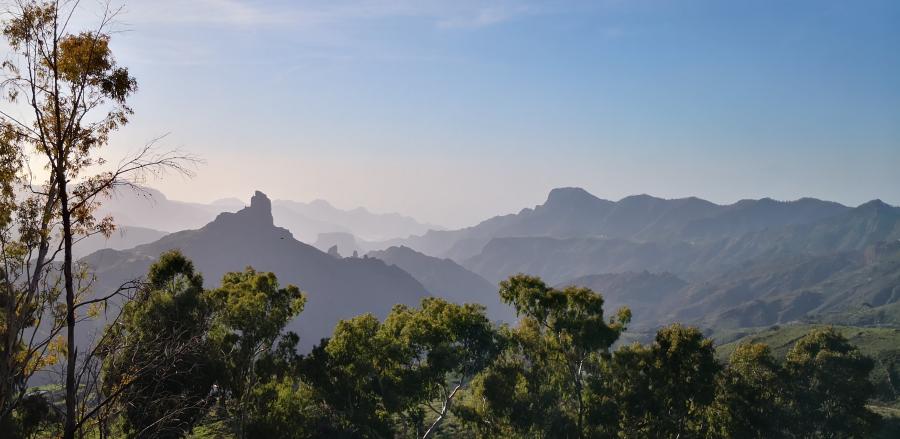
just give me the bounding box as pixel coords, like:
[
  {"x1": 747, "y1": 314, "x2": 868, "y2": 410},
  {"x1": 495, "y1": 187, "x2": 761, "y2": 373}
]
[
  {"x1": 1, "y1": 183, "x2": 56, "y2": 422},
  {"x1": 422, "y1": 382, "x2": 462, "y2": 439},
  {"x1": 1, "y1": 278, "x2": 14, "y2": 419},
  {"x1": 59, "y1": 172, "x2": 77, "y2": 439},
  {"x1": 574, "y1": 358, "x2": 585, "y2": 439}
]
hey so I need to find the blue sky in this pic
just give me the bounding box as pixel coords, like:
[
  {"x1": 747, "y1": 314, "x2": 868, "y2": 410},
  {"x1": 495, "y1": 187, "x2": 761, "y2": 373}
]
[{"x1": 55, "y1": 0, "x2": 900, "y2": 226}]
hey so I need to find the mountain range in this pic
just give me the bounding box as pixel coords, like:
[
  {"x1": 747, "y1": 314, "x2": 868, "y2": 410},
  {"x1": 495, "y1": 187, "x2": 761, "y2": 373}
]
[
  {"x1": 452, "y1": 191, "x2": 900, "y2": 285},
  {"x1": 79, "y1": 186, "x2": 900, "y2": 348},
  {"x1": 386, "y1": 187, "x2": 853, "y2": 261}
]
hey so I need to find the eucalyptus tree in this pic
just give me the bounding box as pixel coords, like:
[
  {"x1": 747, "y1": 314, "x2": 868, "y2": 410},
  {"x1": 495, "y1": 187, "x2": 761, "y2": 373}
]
[
  {"x1": 299, "y1": 298, "x2": 500, "y2": 438},
  {"x1": 1, "y1": 2, "x2": 194, "y2": 436},
  {"x1": 205, "y1": 268, "x2": 306, "y2": 439},
  {"x1": 709, "y1": 343, "x2": 789, "y2": 438},
  {"x1": 785, "y1": 328, "x2": 879, "y2": 438},
  {"x1": 387, "y1": 298, "x2": 500, "y2": 438},
  {"x1": 459, "y1": 275, "x2": 630, "y2": 438},
  {"x1": 100, "y1": 251, "x2": 216, "y2": 438}
]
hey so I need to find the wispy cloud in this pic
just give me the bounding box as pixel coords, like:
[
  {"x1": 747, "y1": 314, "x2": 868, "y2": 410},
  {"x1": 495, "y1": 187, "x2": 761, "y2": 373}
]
[
  {"x1": 123, "y1": 0, "x2": 293, "y2": 27},
  {"x1": 197, "y1": 0, "x2": 286, "y2": 25},
  {"x1": 436, "y1": 4, "x2": 537, "y2": 29},
  {"x1": 128, "y1": 0, "x2": 541, "y2": 30},
  {"x1": 109, "y1": 0, "x2": 553, "y2": 68}
]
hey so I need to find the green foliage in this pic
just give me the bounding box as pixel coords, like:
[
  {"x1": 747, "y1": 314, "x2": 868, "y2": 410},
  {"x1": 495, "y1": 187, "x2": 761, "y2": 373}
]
[
  {"x1": 601, "y1": 324, "x2": 720, "y2": 438},
  {"x1": 204, "y1": 267, "x2": 306, "y2": 438},
  {"x1": 713, "y1": 327, "x2": 883, "y2": 438},
  {"x1": 10, "y1": 248, "x2": 887, "y2": 439},
  {"x1": 458, "y1": 278, "x2": 881, "y2": 439},
  {"x1": 709, "y1": 343, "x2": 789, "y2": 438},
  {"x1": 785, "y1": 327, "x2": 880, "y2": 438},
  {"x1": 101, "y1": 254, "x2": 308, "y2": 439},
  {"x1": 101, "y1": 251, "x2": 214, "y2": 438},
  {"x1": 458, "y1": 275, "x2": 630, "y2": 438},
  {"x1": 302, "y1": 313, "x2": 397, "y2": 437},
  {"x1": 244, "y1": 377, "x2": 341, "y2": 439},
  {"x1": 299, "y1": 298, "x2": 500, "y2": 438},
  {"x1": 646, "y1": 324, "x2": 720, "y2": 436},
  {"x1": 717, "y1": 324, "x2": 900, "y2": 403},
  {"x1": 0, "y1": 392, "x2": 60, "y2": 438}
]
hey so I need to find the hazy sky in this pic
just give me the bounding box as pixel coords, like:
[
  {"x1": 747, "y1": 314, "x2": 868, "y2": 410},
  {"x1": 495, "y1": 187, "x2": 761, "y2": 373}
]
[{"x1": 10, "y1": 0, "x2": 900, "y2": 228}]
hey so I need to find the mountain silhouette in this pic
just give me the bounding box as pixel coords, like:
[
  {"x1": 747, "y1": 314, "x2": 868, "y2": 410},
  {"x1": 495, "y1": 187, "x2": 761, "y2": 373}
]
[
  {"x1": 82, "y1": 191, "x2": 428, "y2": 350},
  {"x1": 93, "y1": 186, "x2": 437, "y2": 247},
  {"x1": 386, "y1": 188, "x2": 850, "y2": 261},
  {"x1": 462, "y1": 199, "x2": 900, "y2": 285}
]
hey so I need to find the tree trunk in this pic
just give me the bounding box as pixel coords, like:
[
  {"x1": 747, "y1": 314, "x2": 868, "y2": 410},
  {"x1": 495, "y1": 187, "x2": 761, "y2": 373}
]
[
  {"x1": 422, "y1": 383, "x2": 462, "y2": 439},
  {"x1": 574, "y1": 357, "x2": 585, "y2": 439},
  {"x1": 59, "y1": 174, "x2": 77, "y2": 439},
  {"x1": 1, "y1": 284, "x2": 15, "y2": 419}
]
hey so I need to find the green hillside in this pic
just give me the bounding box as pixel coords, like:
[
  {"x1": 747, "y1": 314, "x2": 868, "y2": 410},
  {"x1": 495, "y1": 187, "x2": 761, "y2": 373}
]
[
  {"x1": 809, "y1": 301, "x2": 900, "y2": 327},
  {"x1": 717, "y1": 324, "x2": 900, "y2": 403},
  {"x1": 674, "y1": 241, "x2": 900, "y2": 329}
]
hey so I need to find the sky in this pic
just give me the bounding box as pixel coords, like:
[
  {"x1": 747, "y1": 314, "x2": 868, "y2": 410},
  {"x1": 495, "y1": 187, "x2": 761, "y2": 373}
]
[{"x1": 7, "y1": 0, "x2": 900, "y2": 228}]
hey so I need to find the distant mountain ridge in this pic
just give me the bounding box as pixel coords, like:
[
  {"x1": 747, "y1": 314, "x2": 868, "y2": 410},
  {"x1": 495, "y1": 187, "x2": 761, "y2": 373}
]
[
  {"x1": 366, "y1": 246, "x2": 515, "y2": 322},
  {"x1": 428, "y1": 188, "x2": 900, "y2": 335},
  {"x1": 88, "y1": 186, "x2": 437, "y2": 250},
  {"x1": 274, "y1": 199, "x2": 440, "y2": 241},
  {"x1": 462, "y1": 202, "x2": 900, "y2": 288},
  {"x1": 95, "y1": 186, "x2": 225, "y2": 232},
  {"x1": 389, "y1": 187, "x2": 853, "y2": 261},
  {"x1": 464, "y1": 236, "x2": 697, "y2": 285}
]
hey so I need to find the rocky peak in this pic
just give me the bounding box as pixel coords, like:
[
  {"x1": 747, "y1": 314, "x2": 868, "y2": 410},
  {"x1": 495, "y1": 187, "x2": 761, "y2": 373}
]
[
  {"x1": 544, "y1": 187, "x2": 600, "y2": 208},
  {"x1": 245, "y1": 191, "x2": 274, "y2": 225},
  {"x1": 209, "y1": 190, "x2": 274, "y2": 229}
]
